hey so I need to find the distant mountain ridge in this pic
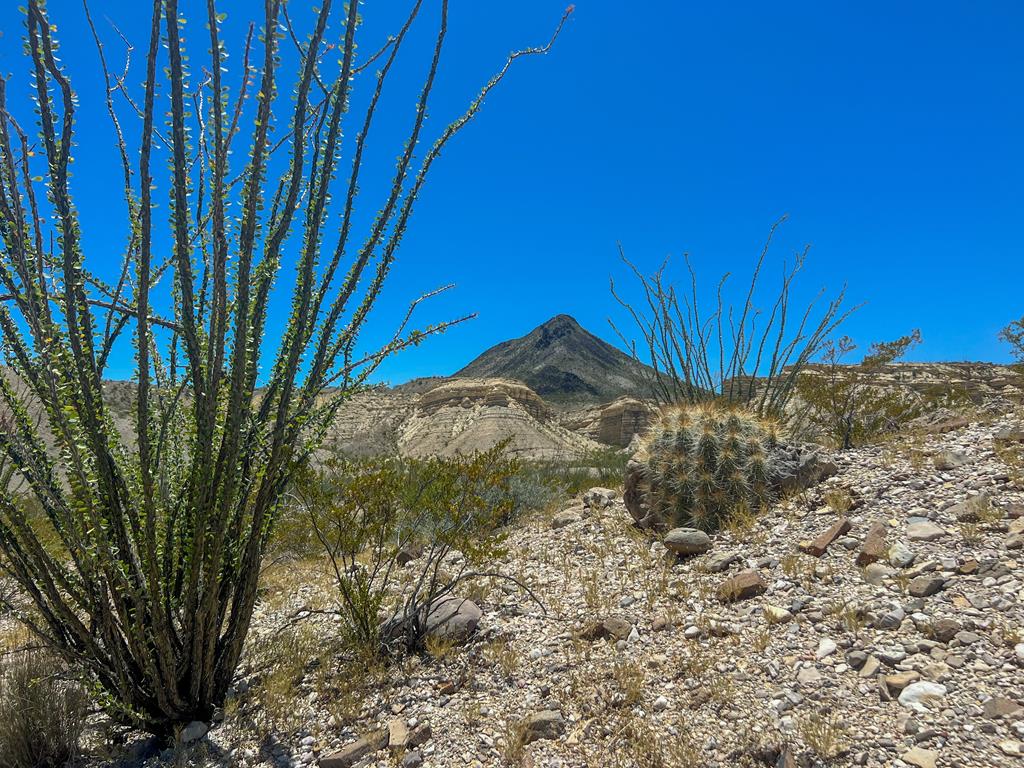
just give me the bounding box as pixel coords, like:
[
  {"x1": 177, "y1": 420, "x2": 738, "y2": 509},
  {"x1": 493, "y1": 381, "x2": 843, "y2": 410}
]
[{"x1": 453, "y1": 314, "x2": 654, "y2": 406}]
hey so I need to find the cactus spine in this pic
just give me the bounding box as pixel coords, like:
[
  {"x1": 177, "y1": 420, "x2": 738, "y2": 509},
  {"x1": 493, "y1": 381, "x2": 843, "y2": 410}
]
[{"x1": 637, "y1": 403, "x2": 778, "y2": 530}]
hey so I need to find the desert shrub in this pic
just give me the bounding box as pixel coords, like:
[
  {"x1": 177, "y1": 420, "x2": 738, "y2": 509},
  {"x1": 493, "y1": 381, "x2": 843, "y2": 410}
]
[
  {"x1": 0, "y1": 0, "x2": 568, "y2": 735},
  {"x1": 508, "y1": 448, "x2": 630, "y2": 514},
  {"x1": 794, "y1": 330, "x2": 922, "y2": 449},
  {"x1": 1001, "y1": 316, "x2": 1024, "y2": 367},
  {"x1": 297, "y1": 445, "x2": 522, "y2": 657},
  {"x1": 0, "y1": 649, "x2": 88, "y2": 768},
  {"x1": 633, "y1": 403, "x2": 778, "y2": 531},
  {"x1": 610, "y1": 217, "x2": 855, "y2": 420}
]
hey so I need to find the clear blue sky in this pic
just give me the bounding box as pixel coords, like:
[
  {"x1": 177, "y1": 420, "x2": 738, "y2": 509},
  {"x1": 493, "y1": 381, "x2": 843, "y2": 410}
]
[{"x1": 1, "y1": 2, "x2": 1021, "y2": 383}]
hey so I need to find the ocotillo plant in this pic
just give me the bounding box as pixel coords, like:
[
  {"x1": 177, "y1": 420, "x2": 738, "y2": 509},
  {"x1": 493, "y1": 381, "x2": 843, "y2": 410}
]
[
  {"x1": 635, "y1": 403, "x2": 779, "y2": 531},
  {"x1": 609, "y1": 216, "x2": 858, "y2": 421},
  {"x1": 0, "y1": 0, "x2": 571, "y2": 735}
]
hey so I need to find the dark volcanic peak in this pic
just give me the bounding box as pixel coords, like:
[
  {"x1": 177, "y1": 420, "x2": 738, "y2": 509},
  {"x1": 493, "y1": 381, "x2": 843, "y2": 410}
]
[{"x1": 454, "y1": 314, "x2": 653, "y2": 406}]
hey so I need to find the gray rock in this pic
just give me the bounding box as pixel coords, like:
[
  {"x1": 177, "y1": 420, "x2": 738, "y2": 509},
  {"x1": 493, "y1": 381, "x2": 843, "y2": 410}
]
[
  {"x1": 702, "y1": 550, "x2": 741, "y2": 573},
  {"x1": 933, "y1": 451, "x2": 970, "y2": 471},
  {"x1": 907, "y1": 521, "x2": 947, "y2": 542},
  {"x1": 179, "y1": 721, "x2": 208, "y2": 744},
  {"x1": 424, "y1": 596, "x2": 482, "y2": 643},
  {"x1": 551, "y1": 510, "x2": 579, "y2": 530},
  {"x1": 875, "y1": 606, "x2": 906, "y2": 630},
  {"x1": 664, "y1": 527, "x2": 712, "y2": 556},
  {"x1": 908, "y1": 575, "x2": 945, "y2": 598},
  {"x1": 889, "y1": 542, "x2": 916, "y2": 568},
  {"x1": 521, "y1": 710, "x2": 565, "y2": 743}
]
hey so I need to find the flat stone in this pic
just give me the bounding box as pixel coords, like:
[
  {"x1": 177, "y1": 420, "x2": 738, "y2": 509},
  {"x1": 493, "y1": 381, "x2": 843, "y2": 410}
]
[
  {"x1": 901, "y1": 746, "x2": 938, "y2": 768},
  {"x1": 796, "y1": 666, "x2": 822, "y2": 685},
  {"x1": 521, "y1": 710, "x2": 565, "y2": 744},
  {"x1": 388, "y1": 719, "x2": 410, "y2": 750},
  {"x1": 856, "y1": 521, "x2": 887, "y2": 566},
  {"x1": 718, "y1": 570, "x2": 766, "y2": 603},
  {"x1": 885, "y1": 671, "x2": 921, "y2": 695},
  {"x1": 907, "y1": 521, "x2": 947, "y2": 542},
  {"x1": 983, "y1": 696, "x2": 1023, "y2": 719},
  {"x1": 702, "y1": 550, "x2": 741, "y2": 573},
  {"x1": 799, "y1": 516, "x2": 852, "y2": 557},
  {"x1": 664, "y1": 527, "x2": 712, "y2": 556},
  {"x1": 909, "y1": 575, "x2": 946, "y2": 598},
  {"x1": 550, "y1": 510, "x2": 579, "y2": 529},
  {"x1": 321, "y1": 729, "x2": 388, "y2": 768}
]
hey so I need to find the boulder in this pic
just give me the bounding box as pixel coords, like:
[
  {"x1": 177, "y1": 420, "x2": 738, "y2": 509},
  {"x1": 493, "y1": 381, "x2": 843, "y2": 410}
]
[
  {"x1": 770, "y1": 444, "x2": 838, "y2": 494},
  {"x1": 664, "y1": 527, "x2": 712, "y2": 556},
  {"x1": 424, "y1": 596, "x2": 482, "y2": 643}
]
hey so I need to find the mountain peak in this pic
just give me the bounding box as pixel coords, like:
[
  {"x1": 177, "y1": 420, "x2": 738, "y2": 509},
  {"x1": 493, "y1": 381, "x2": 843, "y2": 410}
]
[{"x1": 454, "y1": 315, "x2": 652, "y2": 406}]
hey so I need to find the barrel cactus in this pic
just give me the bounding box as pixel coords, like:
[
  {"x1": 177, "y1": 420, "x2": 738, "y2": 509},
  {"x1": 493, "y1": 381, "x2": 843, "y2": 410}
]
[{"x1": 625, "y1": 404, "x2": 780, "y2": 531}]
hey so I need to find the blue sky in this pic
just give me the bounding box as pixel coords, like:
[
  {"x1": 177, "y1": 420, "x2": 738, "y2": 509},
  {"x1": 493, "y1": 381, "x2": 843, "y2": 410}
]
[{"x1": 1, "y1": 2, "x2": 1021, "y2": 383}]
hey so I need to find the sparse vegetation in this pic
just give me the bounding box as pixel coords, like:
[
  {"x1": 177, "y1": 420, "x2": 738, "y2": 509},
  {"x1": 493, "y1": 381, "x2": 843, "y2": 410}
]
[
  {"x1": 0, "y1": 649, "x2": 88, "y2": 768},
  {"x1": 795, "y1": 330, "x2": 924, "y2": 448},
  {"x1": 0, "y1": 0, "x2": 568, "y2": 735},
  {"x1": 1000, "y1": 316, "x2": 1024, "y2": 366},
  {"x1": 297, "y1": 445, "x2": 521, "y2": 657},
  {"x1": 633, "y1": 403, "x2": 778, "y2": 531},
  {"x1": 797, "y1": 711, "x2": 848, "y2": 760},
  {"x1": 611, "y1": 217, "x2": 855, "y2": 420}
]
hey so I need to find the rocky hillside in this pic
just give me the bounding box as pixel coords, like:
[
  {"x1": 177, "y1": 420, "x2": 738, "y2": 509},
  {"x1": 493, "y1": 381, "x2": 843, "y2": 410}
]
[
  {"x1": 180, "y1": 404, "x2": 1024, "y2": 768},
  {"x1": 454, "y1": 315, "x2": 654, "y2": 407},
  {"x1": 325, "y1": 378, "x2": 603, "y2": 460}
]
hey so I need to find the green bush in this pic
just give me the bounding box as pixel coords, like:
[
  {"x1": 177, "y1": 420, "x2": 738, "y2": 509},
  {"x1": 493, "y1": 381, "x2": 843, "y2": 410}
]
[
  {"x1": 0, "y1": 0, "x2": 568, "y2": 735},
  {"x1": 794, "y1": 331, "x2": 923, "y2": 449},
  {"x1": 296, "y1": 445, "x2": 519, "y2": 657},
  {"x1": 1001, "y1": 316, "x2": 1024, "y2": 366},
  {"x1": 0, "y1": 650, "x2": 88, "y2": 768},
  {"x1": 635, "y1": 404, "x2": 778, "y2": 531}
]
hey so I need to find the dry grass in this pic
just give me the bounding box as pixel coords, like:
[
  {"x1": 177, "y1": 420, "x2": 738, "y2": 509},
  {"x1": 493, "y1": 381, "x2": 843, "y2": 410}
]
[{"x1": 797, "y1": 711, "x2": 848, "y2": 759}]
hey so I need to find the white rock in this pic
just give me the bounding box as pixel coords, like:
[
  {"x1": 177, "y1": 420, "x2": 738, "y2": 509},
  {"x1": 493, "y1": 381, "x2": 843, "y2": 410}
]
[
  {"x1": 816, "y1": 638, "x2": 838, "y2": 659},
  {"x1": 898, "y1": 681, "x2": 948, "y2": 713},
  {"x1": 653, "y1": 695, "x2": 669, "y2": 712}
]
